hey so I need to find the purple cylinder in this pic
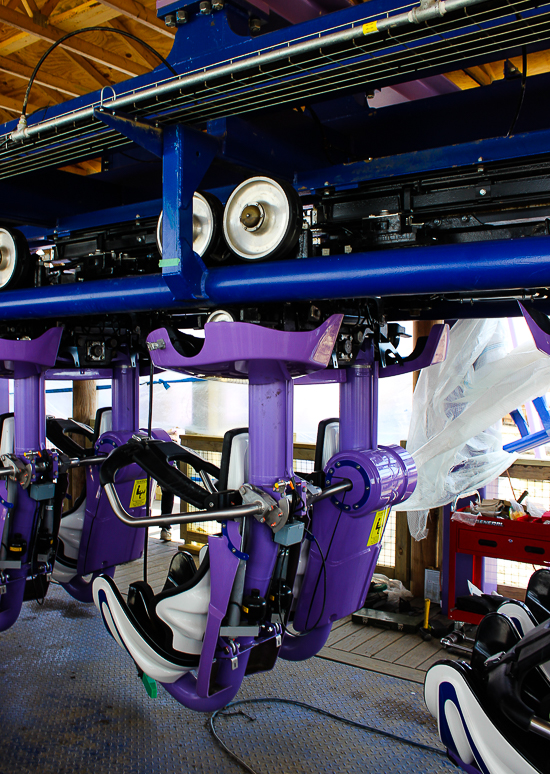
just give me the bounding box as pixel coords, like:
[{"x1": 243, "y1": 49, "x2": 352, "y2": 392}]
[
  {"x1": 244, "y1": 360, "x2": 294, "y2": 597},
  {"x1": 248, "y1": 360, "x2": 293, "y2": 487},
  {"x1": 324, "y1": 444, "x2": 417, "y2": 517},
  {"x1": 0, "y1": 380, "x2": 8, "y2": 414},
  {"x1": 14, "y1": 374, "x2": 45, "y2": 454},
  {"x1": 112, "y1": 365, "x2": 139, "y2": 433},
  {"x1": 339, "y1": 362, "x2": 378, "y2": 452}
]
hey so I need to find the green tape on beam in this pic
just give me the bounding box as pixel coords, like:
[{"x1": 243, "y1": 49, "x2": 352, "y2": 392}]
[{"x1": 159, "y1": 259, "x2": 179, "y2": 267}]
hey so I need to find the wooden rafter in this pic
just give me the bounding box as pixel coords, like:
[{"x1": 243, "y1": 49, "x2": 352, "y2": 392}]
[
  {"x1": 0, "y1": 89, "x2": 38, "y2": 113},
  {"x1": 94, "y1": 0, "x2": 174, "y2": 38},
  {"x1": 0, "y1": 5, "x2": 148, "y2": 77},
  {"x1": 63, "y1": 49, "x2": 112, "y2": 89},
  {"x1": 39, "y1": 0, "x2": 63, "y2": 19},
  {"x1": 107, "y1": 17, "x2": 161, "y2": 69},
  {"x1": 0, "y1": 54, "x2": 84, "y2": 97}
]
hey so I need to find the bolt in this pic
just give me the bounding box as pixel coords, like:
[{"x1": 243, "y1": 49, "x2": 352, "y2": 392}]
[
  {"x1": 212, "y1": 0, "x2": 224, "y2": 7},
  {"x1": 249, "y1": 16, "x2": 261, "y2": 33},
  {"x1": 328, "y1": 468, "x2": 334, "y2": 474},
  {"x1": 461, "y1": 215, "x2": 469, "y2": 223},
  {"x1": 164, "y1": 12, "x2": 176, "y2": 27},
  {"x1": 479, "y1": 188, "x2": 487, "y2": 196},
  {"x1": 356, "y1": 465, "x2": 361, "y2": 470},
  {"x1": 353, "y1": 505, "x2": 359, "y2": 509},
  {"x1": 336, "y1": 462, "x2": 341, "y2": 467},
  {"x1": 199, "y1": 1, "x2": 211, "y2": 14},
  {"x1": 433, "y1": 219, "x2": 441, "y2": 226},
  {"x1": 176, "y1": 9, "x2": 188, "y2": 23}
]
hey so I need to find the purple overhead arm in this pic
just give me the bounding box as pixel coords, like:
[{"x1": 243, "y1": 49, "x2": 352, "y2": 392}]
[
  {"x1": 0, "y1": 327, "x2": 63, "y2": 378},
  {"x1": 520, "y1": 302, "x2": 550, "y2": 356},
  {"x1": 294, "y1": 323, "x2": 449, "y2": 385},
  {"x1": 147, "y1": 314, "x2": 344, "y2": 378}
]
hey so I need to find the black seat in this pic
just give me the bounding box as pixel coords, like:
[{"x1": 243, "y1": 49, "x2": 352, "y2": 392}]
[
  {"x1": 92, "y1": 406, "x2": 112, "y2": 443},
  {"x1": 296, "y1": 417, "x2": 339, "y2": 486},
  {"x1": 526, "y1": 569, "x2": 550, "y2": 624},
  {"x1": 127, "y1": 549, "x2": 209, "y2": 655},
  {"x1": 470, "y1": 611, "x2": 521, "y2": 674}
]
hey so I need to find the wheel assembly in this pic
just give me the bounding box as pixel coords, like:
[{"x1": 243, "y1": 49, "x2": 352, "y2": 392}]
[
  {"x1": 156, "y1": 191, "x2": 224, "y2": 262},
  {"x1": 223, "y1": 176, "x2": 303, "y2": 261},
  {"x1": 0, "y1": 226, "x2": 33, "y2": 291}
]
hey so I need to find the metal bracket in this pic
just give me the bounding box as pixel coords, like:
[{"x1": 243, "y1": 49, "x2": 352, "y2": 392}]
[
  {"x1": 93, "y1": 108, "x2": 163, "y2": 158},
  {"x1": 221, "y1": 521, "x2": 249, "y2": 561},
  {"x1": 161, "y1": 124, "x2": 219, "y2": 301}
]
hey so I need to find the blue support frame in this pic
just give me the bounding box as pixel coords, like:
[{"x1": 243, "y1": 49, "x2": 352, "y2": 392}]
[{"x1": 161, "y1": 124, "x2": 219, "y2": 300}]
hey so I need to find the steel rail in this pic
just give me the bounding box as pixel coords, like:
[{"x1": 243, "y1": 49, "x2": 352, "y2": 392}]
[{"x1": 104, "y1": 481, "x2": 262, "y2": 528}]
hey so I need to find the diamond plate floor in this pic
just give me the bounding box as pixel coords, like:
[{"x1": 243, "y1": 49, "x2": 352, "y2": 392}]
[{"x1": 0, "y1": 582, "x2": 455, "y2": 774}]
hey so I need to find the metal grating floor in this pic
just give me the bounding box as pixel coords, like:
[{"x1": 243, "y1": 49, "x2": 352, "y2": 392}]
[{"x1": 0, "y1": 577, "x2": 454, "y2": 774}]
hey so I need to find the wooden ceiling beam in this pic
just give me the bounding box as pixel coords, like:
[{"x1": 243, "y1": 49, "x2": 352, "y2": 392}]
[
  {"x1": 40, "y1": 0, "x2": 62, "y2": 18},
  {"x1": 94, "y1": 0, "x2": 174, "y2": 39},
  {"x1": 20, "y1": 0, "x2": 39, "y2": 17},
  {"x1": 63, "y1": 49, "x2": 112, "y2": 89},
  {"x1": 0, "y1": 5, "x2": 148, "y2": 76},
  {"x1": 0, "y1": 89, "x2": 39, "y2": 113},
  {"x1": 4, "y1": 59, "x2": 78, "y2": 97},
  {"x1": 0, "y1": 54, "x2": 84, "y2": 97},
  {"x1": 107, "y1": 17, "x2": 160, "y2": 69}
]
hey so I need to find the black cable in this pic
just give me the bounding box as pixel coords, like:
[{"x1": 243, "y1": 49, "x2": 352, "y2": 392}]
[
  {"x1": 506, "y1": 45, "x2": 527, "y2": 138},
  {"x1": 143, "y1": 358, "x2": 154, "y2": 584},
  {"x1": 209, "y1": 697, "x2": 447, "y2": 774},
  {"x1": 302, "y1": 491, "x2": 347, "y2": 630},
  {"x1": 22, "y1": 27, "x2": 178, "y2": 117}
]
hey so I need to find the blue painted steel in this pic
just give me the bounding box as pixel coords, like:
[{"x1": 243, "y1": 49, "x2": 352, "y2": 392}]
[
  {"x1": 504, "y1": 396, "x2": 550, "y2": 454},
  {"x1": 93, "y1": 109, "x2": 163, "y2": 157},
  {"x1": 297, "y1": 126, "x2": 550, "y2": 194},
  {"x1": 1, "y1": 236, "x2": 550, "y2": 320},
  {"x1": 205, "y1": 236, "x2": 550, "y2": 304},
  {"x1": 161, "y1": 124, "x2": 218, "y2": 299}
]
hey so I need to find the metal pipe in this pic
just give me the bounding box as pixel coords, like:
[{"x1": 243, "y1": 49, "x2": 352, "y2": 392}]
[
  {"x1": 7, "y1": 0, "x2": 485, "y2": 143},
  {"x1": 2, "y1": 236, "x2": 550, "y2": 320},
  {"x1": 65, "y1": 455, "x2": 107, "y2": 468},
  {"x1": 530, "y1": 717, "x2": 550, "y2": 741},
  {"x1": 307, "y1": 479, "x2": 352, "y2": 506},
  {"x1": 104, "y1": 482, "x2": 262, "y2": 527}
]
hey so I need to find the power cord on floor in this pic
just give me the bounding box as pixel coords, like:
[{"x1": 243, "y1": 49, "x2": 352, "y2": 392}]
[{"x1": 209, "y1": 696, "x2": 446, "y2": 774}]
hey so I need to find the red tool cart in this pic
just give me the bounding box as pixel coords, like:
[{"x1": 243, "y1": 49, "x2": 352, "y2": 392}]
[{"x1": 447, "y1": 514, "x2": 550, "y2": 624}]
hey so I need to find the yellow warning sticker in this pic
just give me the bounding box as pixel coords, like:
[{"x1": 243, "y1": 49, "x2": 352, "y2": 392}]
[
  {"x1": 363, "y1": 20, "x2": 378, "y2": 35},
  {"x1": 367, "y1": 507, "x2": 390, "y2": 547},
  {"x1": 129, "y1": 478, "x2": 148, "y2": 508}
]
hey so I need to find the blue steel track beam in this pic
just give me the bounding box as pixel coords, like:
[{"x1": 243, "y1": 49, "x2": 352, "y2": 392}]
[
  {"x1": 1, "y1": 235, "x2": 550, "y2": 320},
  {"x1": 297, "y1": 127, "x2": 550, "y2": 194},
  {"x1": 0, "y1": 0, "x2": 513, "y2": 181}
]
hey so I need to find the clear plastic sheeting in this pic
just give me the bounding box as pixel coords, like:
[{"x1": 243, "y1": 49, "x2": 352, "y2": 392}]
[{"x1": 406, "y1": 318, "x2": 550, "y2": 540}]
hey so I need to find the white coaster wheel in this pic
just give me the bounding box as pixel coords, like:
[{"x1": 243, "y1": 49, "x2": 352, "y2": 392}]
[
  {"x1": 156, "y1": 191, "x2": 224, "y2": 262},
  {"x1": 223, "y1": 176, "x2": 302, "y2": 261},
  {"x1": 0, "y1": 226, "x2": 32, "y2": 291}
]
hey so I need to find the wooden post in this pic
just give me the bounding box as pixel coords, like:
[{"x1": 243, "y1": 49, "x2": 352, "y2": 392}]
[
  {"x1": 409, "y1": 320, "x2": 443, "y2": 597},
  {"x1": 68, "y1": 380, "x2": 97, "y2": 504}
]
